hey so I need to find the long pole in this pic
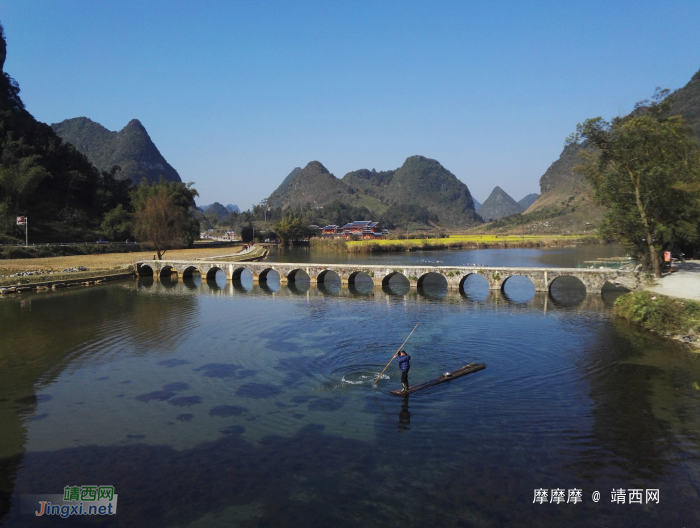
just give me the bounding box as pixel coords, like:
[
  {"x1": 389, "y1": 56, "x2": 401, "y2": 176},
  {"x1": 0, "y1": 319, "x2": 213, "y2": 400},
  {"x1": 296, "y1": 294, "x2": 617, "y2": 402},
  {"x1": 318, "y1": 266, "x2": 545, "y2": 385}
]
[
  {"x1": 25, "y1": 217, "x2": 28, "y2": 247},
  {"x1": 372, "y1": 323, "x2": 419, "y2": 386}
]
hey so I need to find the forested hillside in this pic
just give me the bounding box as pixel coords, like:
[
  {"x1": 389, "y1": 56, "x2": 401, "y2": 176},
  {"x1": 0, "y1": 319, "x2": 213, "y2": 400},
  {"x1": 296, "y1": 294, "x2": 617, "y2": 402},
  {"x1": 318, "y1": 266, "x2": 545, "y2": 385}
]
[
  {"x1": 52, "y1": 117, "x2": 182, "y2": 184},
  {"x1": 0, "y1": 24, "x2": 131, "y2": 243},
  {"x1": 523, "y1": 68, "x2": 700, "y2": 222},
  {"x1": 266, "y1": 156, "x2": 481, "y2": 229}
]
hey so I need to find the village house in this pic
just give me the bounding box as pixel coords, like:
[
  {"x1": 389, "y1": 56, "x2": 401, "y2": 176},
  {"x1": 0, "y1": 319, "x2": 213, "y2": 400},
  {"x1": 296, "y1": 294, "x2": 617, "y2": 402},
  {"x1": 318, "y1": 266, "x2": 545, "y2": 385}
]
[{"x1": 319, "y1": 220, "x2": 389, "y2": 239}]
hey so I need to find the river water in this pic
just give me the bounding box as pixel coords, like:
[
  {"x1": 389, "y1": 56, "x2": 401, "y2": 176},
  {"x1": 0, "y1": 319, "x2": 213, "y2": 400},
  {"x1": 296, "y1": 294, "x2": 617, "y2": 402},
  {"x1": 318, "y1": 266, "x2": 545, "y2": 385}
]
[{"x1": 1, "y1": 246, "x2": 700, "y2": 527}]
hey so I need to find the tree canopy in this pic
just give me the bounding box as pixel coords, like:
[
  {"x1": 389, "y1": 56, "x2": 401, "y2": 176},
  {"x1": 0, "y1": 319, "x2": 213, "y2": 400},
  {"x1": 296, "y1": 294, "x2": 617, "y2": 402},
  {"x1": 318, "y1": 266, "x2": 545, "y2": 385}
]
[
  {"x1": 131, "y1": 178, "x2": 199, "y2": 259},
  {"x1": 569, "y1": 90, "x2": 700, "y2": 276}
]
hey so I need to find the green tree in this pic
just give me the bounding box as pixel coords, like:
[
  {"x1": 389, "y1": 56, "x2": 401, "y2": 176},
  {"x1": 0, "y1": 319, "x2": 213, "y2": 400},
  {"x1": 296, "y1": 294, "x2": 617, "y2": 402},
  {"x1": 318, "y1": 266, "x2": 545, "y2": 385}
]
[
  {"x1": 0, "y1": 155, "x2": 49, "y2": 234},
  {"x1": 131, "y1": 178, "x2": 199, "y2": 258},
  {"x1": 569, "y1": 90, "x2": 700, "y2": 277},
  {"x1": 272, "y1": 216, "x2": 309, "y2": 245},
  {"x1": 101, "y1": 204, "x2": 132, "y2": 241}
]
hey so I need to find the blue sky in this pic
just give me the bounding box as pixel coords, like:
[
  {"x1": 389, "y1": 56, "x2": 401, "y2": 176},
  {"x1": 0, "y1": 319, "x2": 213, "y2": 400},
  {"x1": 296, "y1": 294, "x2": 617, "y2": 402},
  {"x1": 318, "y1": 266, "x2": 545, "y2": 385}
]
[{"x1": 3, "y1": 1, "x2": 700, "y2": 209}]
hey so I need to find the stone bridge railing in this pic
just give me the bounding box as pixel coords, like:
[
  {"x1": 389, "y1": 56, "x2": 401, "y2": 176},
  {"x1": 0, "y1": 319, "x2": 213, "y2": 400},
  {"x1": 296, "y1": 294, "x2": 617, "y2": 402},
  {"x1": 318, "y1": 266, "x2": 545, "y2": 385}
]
[{"x1": 134, "y1": 260, "x2": 639, "y2": 294}]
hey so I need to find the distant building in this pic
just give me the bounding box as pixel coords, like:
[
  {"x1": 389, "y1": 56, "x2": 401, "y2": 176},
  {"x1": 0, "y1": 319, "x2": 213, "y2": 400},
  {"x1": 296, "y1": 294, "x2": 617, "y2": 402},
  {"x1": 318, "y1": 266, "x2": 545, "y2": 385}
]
[{"x1": 321, "y1": 220, "x2": 389, "y2": 239}]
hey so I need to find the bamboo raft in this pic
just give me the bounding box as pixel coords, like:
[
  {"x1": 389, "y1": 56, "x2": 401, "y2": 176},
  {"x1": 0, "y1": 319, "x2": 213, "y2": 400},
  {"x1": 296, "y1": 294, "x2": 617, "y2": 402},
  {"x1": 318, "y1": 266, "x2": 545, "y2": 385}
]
[{"x1": 390, "y1": 363, "x2": 486, "y2": 396}]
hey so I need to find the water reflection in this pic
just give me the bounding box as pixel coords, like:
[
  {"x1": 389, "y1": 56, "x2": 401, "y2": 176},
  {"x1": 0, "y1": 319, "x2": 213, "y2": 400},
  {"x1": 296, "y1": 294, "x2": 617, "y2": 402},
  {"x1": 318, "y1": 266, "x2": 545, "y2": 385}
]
[
  {"x1": 501, "y1": 275, "x2": 536, "y2": 303},
  {"x1": 549, "y1": 275, "x2": 587, "y2": 307},
  {"x1": 2, "y1": 275, "x2": 696, "y2": 527},
  {"x1": 398, "y1": 395, "x2": 411, "y2": 432},
  {"x1": 288, "y1": 280, "x2": 311, "y2": 295},
  {"x1": 265, "y1": 243, "x2": 629, "y2": 268},
  {"x1": 317, "y1": 280, "x2": 341, "y2": 296}
]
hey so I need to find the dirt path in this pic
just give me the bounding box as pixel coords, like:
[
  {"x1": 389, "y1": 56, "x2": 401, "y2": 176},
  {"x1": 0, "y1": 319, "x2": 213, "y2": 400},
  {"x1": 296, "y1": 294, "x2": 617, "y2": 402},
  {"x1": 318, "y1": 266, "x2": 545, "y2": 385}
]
[{"x1": 645, "y1": 261, "x2": 700, "y2": 301}]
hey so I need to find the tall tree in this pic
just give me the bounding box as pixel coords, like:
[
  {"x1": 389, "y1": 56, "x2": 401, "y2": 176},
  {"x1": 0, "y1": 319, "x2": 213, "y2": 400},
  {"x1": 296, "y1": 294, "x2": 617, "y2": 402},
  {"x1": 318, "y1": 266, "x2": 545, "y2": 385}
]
[
  {"x1": 131, "y1": 178, "x2": 199, "y2": 259},
  {"x1": 272, "y1": 216, "x2": 309, "y2": 245},
  {"x1": 568, "y1": 90, "x2": 700, "y2": 277}
]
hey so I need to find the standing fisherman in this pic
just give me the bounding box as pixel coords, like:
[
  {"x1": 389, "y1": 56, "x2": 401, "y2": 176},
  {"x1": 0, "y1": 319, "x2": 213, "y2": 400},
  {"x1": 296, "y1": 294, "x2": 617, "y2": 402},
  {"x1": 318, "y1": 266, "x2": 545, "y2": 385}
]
[{"x1": 394, "y1": 350, "x2": 411, "y2": 393}]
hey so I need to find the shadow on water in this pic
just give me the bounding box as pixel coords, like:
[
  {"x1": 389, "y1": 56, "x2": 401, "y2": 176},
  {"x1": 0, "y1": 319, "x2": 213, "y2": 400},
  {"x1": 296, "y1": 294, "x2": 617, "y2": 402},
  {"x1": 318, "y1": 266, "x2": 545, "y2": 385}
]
[
  {"x1": 137, "y1": 276, "x2": 154, "y2": 289},
  {"x1": 182, "y1": 273, "x2": 201, "y2": 290},
  {"x1": 288, "y1": 280, "x2": 310, "y2": 295},
  {"x1": 258, "y1": 281, "x2": 280, "y2": 295},
  {"x1": 548, "y1": 275, "x2": 586, "y2": 307},
  {"x1": 317, "y1": 280, "x2": 341, "y2": 296},
  {"x1": 158, "y1": 275, "x2": 179, "y2": 289}
]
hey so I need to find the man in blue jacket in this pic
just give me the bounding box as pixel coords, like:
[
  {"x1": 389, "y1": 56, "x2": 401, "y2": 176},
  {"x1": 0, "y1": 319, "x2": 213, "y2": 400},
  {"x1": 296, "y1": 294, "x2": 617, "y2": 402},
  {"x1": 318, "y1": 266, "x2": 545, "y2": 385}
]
[{"x1": 394, "y1": 350, "x2": 411, "y2": 393}]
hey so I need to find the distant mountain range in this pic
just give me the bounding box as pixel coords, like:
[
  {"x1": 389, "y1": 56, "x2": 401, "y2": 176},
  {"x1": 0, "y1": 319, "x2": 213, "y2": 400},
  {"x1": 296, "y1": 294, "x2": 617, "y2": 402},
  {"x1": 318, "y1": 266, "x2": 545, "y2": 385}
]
[
  {"x1": 51, "y1": 117, "x2": 181, "y2": 184},
  {"x1": 518, "y1": 193, "x2": 539, "y2": 210},
  {"x1": 477, "y1": 187, "x2": 523, "y2": 222},
  {"x1": 198, "y1": 203, "x2": 240, "y2": 215},
  {"x1": 267, "y1": 156, "x2": 481, "y2": 228}
]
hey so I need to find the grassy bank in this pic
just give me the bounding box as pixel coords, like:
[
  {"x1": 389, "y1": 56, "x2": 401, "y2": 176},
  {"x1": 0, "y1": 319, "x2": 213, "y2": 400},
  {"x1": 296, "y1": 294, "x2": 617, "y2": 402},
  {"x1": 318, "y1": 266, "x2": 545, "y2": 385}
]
[
  {"x1": 0, "y1": 246, "x2": 251, "y2": 273},
  {"x1": 0, "y1": 268, "x2": 131, "y2": 287},
  {"x1": 1, "y1": 243, "x2": 144, "y2": 260},
  {"x1": 309, "y1": 238, "x2": 349, "y2": 251},
  {"x1": 342, "y1": 235, "x2": 595, "y2": 253},
  {"x1": 614, "y1": 291, "x2": 700, "y2": 345}
]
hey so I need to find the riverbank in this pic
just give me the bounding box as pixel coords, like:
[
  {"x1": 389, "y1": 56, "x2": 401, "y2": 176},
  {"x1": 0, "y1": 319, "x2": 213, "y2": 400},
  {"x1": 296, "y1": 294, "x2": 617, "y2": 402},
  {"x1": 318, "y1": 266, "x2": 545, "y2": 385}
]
[
  {"x1": 1, "y1": 243, "x2": 143, "y2": 260},
  {"x1": 0, "y1": 246, "x2": 251, "y2": 273},
  {"x1": 0, "y1": 270, "x2": 134, "y2": 295},
  {"x1": 311, "y1": 235, "x2": 598, "y2": 253},
  {"x1": 614, "y1": 290, "x2": 700, "y2": 347}
]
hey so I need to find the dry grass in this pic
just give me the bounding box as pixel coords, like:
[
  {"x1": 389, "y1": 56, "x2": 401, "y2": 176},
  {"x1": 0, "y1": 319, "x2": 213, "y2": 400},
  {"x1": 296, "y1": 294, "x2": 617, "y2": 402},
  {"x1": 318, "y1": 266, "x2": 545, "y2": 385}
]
[{"x1": 0, "y1": 246, "x2": 249, "y2": 272}]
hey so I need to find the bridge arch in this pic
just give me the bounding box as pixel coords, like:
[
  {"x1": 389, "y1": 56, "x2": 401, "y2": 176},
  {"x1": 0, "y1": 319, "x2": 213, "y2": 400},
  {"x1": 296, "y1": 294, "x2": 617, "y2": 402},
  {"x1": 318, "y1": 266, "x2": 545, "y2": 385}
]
[
  {"x1": 501, "y1": 274, "x2": 536, "y2": 302},
  {"x1": 348, "y1": 270, "x2": 373, "y2": 285},
  {"x1": 182, "y1": 266, "x2": 200, "y2": 279},
  {"x1": 548, "y1": 275, "x2": 586, "y2": 306},
  {"x1": 459, "y1": 272, "x2": 490, "y2": 299},
  {"x1": 602, "y1": 279, "x2": 631, "y2": 294},
  {"x1": 231, "y1": 267, "x2": 249, "y2": 281},
  {"x1": 158, "y1": 265, "x2": 176, "y2": 278},
  {"x1": 382, "y1": 271, "x2": 409, "y2": 287},
  {"x1": 287, "y1": 269, "x2": 310, "y2": 282},
  {"x1": 317, "y1": 269, "x2": 341, "y2": 283},
  {"x1": 205, "y1": 266, "x2": 224, "y2": 281},
  {"x1": 417, "y1": 272, "x2": 448, "y2": 289},
  {"x1": 257, "y1": 268, "x2": 279, "y2": 282},
  {"x1": 137, "y1": 264, "x2": 154, "y2": 277}
]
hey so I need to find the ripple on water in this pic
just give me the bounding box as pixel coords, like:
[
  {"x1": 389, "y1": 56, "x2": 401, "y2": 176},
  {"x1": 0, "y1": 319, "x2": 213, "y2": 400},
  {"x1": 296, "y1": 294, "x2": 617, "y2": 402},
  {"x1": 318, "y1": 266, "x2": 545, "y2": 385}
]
[
  {"x1": 135, "y1": 391, "x2": 176, "y2": 403},
  {"x1": 307, "y1": 398, "x2": 344, "y2": 411},
  {"x1": 157, "y1": 359, "x2": 192, "y2": 368},
  {"x1": 235, "y1": 383, "x2": 283, "y2": 399}
]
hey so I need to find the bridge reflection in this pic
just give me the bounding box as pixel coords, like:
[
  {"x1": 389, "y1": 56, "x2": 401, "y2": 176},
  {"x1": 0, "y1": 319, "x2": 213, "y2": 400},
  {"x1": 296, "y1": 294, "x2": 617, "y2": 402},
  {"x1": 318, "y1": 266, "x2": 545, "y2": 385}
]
[{"x1": 133, "y1": 274, "x2": 622, "y2": 312}]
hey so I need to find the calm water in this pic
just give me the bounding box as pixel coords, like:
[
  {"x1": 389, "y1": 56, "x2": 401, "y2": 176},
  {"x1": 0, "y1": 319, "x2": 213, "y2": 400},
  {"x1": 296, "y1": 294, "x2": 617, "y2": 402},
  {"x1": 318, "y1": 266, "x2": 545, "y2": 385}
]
[
  {"x1": 264, "y1": 243, "x2": 630, "y2": 267},
  {"x1": 1, "y1": 247, "x2": 700, "y2": 527}
]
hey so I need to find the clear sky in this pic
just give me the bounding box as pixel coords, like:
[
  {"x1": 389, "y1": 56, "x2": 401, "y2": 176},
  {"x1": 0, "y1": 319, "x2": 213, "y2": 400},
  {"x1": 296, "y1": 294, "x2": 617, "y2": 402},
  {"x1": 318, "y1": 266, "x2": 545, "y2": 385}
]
[{"x1": 2, "y1": 1, "x2": 700, "y2": 208}]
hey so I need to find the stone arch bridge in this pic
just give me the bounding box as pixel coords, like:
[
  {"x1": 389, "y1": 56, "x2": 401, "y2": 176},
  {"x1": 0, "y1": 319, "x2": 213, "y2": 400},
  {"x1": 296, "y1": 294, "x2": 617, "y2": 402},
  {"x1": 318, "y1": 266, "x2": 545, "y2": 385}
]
[{"x1": 135, "y1": 260, "x2": 639, "y2": 294}]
